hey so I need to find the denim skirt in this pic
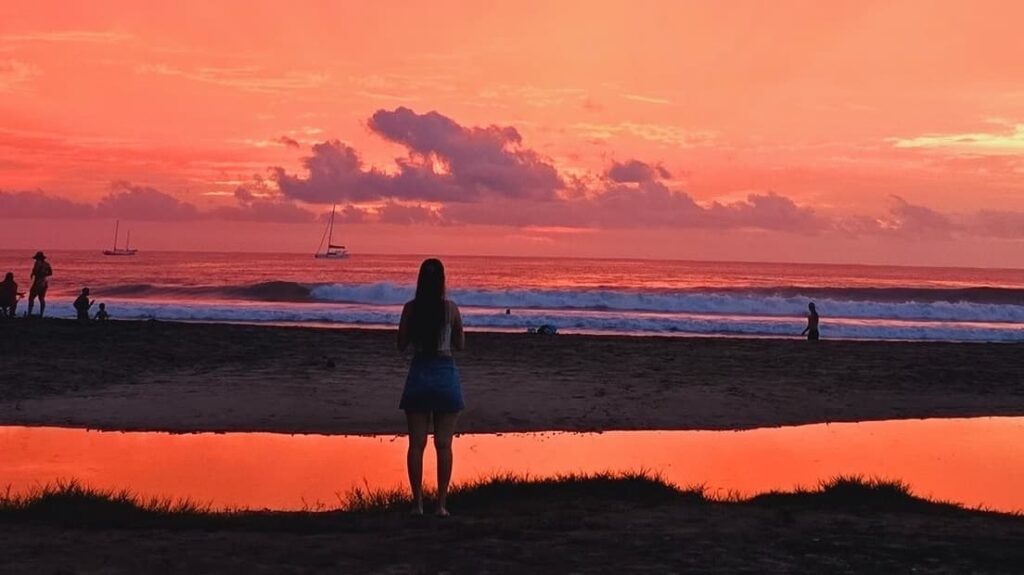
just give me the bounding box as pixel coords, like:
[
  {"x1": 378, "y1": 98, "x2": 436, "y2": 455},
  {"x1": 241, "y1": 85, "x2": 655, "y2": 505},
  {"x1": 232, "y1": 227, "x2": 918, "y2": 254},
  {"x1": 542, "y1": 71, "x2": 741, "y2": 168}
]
[{"x1": 399, "y1": 355, "x2": 465, "y2": 413}]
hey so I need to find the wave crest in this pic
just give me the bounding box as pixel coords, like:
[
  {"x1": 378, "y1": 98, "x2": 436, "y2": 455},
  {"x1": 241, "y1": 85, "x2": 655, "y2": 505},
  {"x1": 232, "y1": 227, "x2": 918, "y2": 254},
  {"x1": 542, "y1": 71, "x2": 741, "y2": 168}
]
[{"x1": 94, "y1": 281, "x2": 1024, "y2": 324}]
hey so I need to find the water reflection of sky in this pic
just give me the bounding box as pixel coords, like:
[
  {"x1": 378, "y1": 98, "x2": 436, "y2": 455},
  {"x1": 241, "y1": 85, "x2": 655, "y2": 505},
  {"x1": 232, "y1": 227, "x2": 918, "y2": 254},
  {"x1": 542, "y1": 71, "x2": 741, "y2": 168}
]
[{"x1": 2, "y1": 417, "x2": 1021, "y2": 512}]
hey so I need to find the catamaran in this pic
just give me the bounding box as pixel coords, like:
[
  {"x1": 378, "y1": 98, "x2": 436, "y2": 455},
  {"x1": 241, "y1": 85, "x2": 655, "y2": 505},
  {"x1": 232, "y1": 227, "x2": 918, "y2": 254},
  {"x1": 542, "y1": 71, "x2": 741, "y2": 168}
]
[
  {"x1": 102, "y1": 220, "x2": 138, "y2": 256},
  {"x1": 314, "y1": 205, "x2": 349, "y2": 259}
]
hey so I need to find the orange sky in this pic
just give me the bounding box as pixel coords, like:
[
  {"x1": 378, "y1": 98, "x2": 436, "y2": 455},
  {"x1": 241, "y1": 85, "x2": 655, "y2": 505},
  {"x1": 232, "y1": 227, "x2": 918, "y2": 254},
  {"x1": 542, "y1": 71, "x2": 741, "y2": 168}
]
[{"x1": 1, "y1": 1, "x2": 1023, "y2": 266}]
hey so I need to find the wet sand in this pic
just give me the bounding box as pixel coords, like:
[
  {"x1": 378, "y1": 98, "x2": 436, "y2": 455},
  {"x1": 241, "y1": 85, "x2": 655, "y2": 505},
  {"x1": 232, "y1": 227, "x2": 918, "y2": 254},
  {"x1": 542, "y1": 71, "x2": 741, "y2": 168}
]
[{"x1": 1, "y1": 319, "x2": 1022, "y2": 434}]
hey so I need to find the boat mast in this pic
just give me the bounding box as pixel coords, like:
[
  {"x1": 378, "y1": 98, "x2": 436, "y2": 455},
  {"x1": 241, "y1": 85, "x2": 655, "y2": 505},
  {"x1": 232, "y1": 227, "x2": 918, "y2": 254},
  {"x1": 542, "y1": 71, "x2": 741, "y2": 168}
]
[
  {"x1": 327, "y1": 205, "x2": 336, "y2": 248},
  {"x1": 126, "y1": 230, "x2": 131, "y2": 251},
  {"x1": 112, "y1": 220, "x2": 120, "y2": 251}
]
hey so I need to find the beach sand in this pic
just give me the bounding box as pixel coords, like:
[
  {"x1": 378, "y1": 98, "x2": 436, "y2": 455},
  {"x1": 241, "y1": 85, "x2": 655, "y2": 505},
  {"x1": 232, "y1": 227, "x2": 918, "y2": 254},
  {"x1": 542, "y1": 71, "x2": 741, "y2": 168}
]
[
  {"x1": 2, "y1": 319, "x2": 1022, "y2": 434},
  {"x1": 3, "y1": 320, "x2": 1023, "y2": 573},
  {"x1": 4, "y1": 502, "x2": 1022, "y2": 574}
]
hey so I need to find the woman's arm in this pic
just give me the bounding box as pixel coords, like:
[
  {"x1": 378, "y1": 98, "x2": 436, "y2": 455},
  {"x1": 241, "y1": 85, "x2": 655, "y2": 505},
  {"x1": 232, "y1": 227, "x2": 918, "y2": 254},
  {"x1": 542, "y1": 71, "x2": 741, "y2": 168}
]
[
  {"x1": 397, "y1": 301, "x2": 413, "y2": 351},
  {"x1": 451, "y1": 302, "x2": 465, "y2": 351}
]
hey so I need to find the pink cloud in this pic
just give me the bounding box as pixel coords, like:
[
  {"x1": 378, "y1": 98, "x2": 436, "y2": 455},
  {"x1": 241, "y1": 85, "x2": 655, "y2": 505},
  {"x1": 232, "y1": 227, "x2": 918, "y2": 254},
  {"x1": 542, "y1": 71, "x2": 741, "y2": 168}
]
[
  {"x1": 367, "y1": 107, "x2": 563, "y2": 200},
  {"x1": 96, "y1": 181, "x2": 200, "y2": 221},
  {"x1": 1, "y1": 182, "x2": 312, "y2": 223},
  {"x1": 276, "y1": 135, "x2": 300, "y2": 149},
  {"x1": 210, "y1": 186, "x2": 315, "y2": 223},
  {"x1": 971, "y1": 210, "x2": 1024, "y2": 239},
  {"x1": 0, "y1": 189, "x2": 94, "y2": 218},
  {"x1": 606, "y1": 159, "x2": 671, "y2": 183},
  {"x1": 884, "y1": 195, "x2": 956, "y2": 237},
  {"x1": 273, "y1": 107, "x2": 563, "y2": 203},
  {"x1": 270, "y1": 111, "x2": 825, "y2": 232}
]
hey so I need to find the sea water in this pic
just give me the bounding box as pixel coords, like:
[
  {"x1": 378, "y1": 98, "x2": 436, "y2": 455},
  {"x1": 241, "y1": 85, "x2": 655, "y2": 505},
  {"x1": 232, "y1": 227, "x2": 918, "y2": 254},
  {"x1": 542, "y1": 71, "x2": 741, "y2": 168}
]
[{"x1": 1, "y1": 251, "x2": 1022, "y2": 341}]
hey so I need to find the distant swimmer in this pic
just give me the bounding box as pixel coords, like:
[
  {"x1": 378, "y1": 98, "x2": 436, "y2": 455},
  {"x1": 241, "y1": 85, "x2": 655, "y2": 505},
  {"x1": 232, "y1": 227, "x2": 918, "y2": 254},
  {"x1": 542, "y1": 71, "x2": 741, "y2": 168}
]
[
  {"x1": 801, "y1": 302, "x2": 820, "y2": 341},
  {"x1": 528, "y1": 324, "x2": 558, "y2": 335}
]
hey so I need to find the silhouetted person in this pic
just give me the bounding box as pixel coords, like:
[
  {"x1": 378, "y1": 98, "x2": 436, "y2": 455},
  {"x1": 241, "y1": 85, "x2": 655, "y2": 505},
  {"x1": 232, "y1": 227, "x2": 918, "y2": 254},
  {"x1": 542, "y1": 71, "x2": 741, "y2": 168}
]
[
  {"x1": 505, "y1": 308, "x2": 511, "y2": 315},
  {"x1": 73, "y1": 288, "x2": 94, "y2": 322},
  {"x1": 27, "y1": 252, "x2": 52, "y2": 317},
  {"x1": 95, "y1": 302, "x2": 110, "y2": 321},
  {"x1": 801, "y1": 302, "x2": 820, "y2": 341},
  {"x1": 397, "y1": 258, "x2": 465, "y2": 517},
  {"x1": 0, "y1": 272, "x2": 20, "y2": 318}
]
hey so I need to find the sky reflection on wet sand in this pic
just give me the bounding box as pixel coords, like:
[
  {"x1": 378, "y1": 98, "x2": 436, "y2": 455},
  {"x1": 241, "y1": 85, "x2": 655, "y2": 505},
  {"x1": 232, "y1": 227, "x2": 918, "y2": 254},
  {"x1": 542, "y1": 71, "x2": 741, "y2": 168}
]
[{"x1": 1, "y1": 417, "x2": 1021, "y2": 512}]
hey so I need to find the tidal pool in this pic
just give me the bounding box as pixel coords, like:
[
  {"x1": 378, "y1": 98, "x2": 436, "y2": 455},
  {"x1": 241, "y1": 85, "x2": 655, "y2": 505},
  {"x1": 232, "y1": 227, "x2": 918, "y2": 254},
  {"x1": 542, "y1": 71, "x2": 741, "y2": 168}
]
[{"x1": 1, "y1": 417, "x2": 1021, "y2": 512}]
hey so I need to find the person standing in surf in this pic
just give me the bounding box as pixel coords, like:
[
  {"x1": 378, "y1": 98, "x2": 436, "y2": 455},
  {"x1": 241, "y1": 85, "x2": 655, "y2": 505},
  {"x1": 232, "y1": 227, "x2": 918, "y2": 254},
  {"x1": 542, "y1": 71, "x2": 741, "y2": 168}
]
[
  {"x1": 27, "y1": 252, "x2": 52, "y2": 317},
  {"x1": 397, "y1": 258, "x2": 465, "y2": 517},
  {"x1": 801, "y1": 302, "x2": 820, "y2": 340}
]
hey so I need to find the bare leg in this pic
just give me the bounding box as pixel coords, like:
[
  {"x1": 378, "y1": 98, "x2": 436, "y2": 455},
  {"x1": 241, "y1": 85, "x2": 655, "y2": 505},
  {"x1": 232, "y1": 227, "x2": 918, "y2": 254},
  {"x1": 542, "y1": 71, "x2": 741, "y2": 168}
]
[
  {"x1": 26, "y1": 294, "x2": 35, "y2": 316},
  {"x1": 405, "y1": 411, "x2": 430, "y2": 515},
  {"x1": 38, "y1": 294, "x2": 46, "y2": 317},
  {"x1": 433, "y1": 411, "x2": 460, "y2": 516}
]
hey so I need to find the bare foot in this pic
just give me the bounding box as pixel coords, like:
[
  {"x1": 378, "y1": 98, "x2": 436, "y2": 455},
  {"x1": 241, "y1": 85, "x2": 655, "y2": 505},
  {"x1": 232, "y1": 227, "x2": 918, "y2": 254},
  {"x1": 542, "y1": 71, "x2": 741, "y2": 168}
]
[
  {"x1": 410, "y1": 500, "x2": 424, "y2": 516},
  {"x1": 435, "y1": 507, "x2": 450, "y2": 517}
]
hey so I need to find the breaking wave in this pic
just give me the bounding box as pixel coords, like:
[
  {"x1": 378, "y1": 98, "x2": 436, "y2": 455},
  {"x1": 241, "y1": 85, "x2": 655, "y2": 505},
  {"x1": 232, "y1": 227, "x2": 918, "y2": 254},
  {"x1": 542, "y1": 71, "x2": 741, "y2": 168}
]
[
  {"x1": 94, "y1": 281, "x2": 1024, "y2": 324},
  {"x1": 80, "y1": 280, "x2": 1024, "y2": 341}
]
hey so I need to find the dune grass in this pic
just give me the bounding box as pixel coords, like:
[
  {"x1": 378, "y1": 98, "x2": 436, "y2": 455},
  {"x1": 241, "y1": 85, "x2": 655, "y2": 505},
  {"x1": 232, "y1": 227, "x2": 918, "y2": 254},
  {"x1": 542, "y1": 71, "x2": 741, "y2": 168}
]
[{"x1": 1, "y1": 473, "x2": 1013, "y2": 530}]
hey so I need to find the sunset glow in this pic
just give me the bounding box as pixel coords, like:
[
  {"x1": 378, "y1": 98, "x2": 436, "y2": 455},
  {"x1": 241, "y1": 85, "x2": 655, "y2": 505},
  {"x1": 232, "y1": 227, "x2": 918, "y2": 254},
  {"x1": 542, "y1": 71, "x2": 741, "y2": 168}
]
[{"x1": 2, "y1": 1, "x2": 1023, "y2": 265}]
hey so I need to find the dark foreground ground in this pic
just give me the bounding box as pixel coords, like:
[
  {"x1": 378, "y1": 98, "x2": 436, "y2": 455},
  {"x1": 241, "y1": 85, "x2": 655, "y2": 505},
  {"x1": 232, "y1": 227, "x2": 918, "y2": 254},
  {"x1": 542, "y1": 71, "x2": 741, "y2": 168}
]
[
  {"x1": 1, "y1": 476, "x2": 1022, "y2": 574},
  {"x1": 1, "y1": 320, "x2": 1023, "y2": 433}
]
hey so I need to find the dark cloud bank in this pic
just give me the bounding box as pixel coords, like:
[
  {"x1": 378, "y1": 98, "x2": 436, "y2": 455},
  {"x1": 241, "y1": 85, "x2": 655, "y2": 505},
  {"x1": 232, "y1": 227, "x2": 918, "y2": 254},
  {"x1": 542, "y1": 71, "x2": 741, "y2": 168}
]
[
  {"x1": 2, "y1": 107, "x2": 1022, "y2": 239},
  {"x1": 0, "y1": 181, "x2": 313, "y2": 223}
]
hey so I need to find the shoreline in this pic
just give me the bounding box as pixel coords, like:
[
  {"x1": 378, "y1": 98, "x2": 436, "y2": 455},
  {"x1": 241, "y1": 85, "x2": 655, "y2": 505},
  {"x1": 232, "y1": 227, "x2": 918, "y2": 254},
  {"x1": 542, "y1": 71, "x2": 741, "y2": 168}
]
[
  {"x1": 2, "y1": 319, "x2": 1022, "y2": 435},
  {"x1": 140, "y1": 317, "x2": 1024, "y2": 344},
  {"x1": 17, "y1": 302, "x2": 1024, "y2": 343}
]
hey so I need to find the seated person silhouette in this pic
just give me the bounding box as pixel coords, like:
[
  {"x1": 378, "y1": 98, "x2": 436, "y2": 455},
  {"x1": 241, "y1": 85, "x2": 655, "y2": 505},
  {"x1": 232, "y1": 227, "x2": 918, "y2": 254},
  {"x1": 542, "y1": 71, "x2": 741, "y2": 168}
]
[
  {"x1": 0, "y1": 272, "x2": 20, "y2": 318},
  {"x1": 73, "y1": 288, "x2": 94, "y2": 322}
]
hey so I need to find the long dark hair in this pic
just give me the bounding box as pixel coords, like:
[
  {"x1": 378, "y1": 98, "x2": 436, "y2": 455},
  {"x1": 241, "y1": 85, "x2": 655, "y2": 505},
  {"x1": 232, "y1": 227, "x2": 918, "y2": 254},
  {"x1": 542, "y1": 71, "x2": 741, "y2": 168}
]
[{"x1": 411, "y1": 258, "x2": 446, "y2": 355}]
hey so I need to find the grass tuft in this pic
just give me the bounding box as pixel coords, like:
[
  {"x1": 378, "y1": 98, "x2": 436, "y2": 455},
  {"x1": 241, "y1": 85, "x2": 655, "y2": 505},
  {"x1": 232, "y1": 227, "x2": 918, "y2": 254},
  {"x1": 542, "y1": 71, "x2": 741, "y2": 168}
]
[
  {"x1": 2, "y1": 473, "x2": 1011, "y2": 529},
  {"x1": 0, "y1": 479, "x2": 215, "y2": 526},
  {"x1": 448, "y1": 469, "x2": 696, "y2": 509},
  {"x1": 747, "y1": 475, "x2": 967, "y2": 513}
]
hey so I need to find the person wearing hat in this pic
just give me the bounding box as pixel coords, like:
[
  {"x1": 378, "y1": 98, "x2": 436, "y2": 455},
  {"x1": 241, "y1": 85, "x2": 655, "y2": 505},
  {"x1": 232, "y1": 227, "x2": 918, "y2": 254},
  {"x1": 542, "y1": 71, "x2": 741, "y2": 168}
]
[{"x1": 27, "y1": 251, "x2": 53, "y2": 317}]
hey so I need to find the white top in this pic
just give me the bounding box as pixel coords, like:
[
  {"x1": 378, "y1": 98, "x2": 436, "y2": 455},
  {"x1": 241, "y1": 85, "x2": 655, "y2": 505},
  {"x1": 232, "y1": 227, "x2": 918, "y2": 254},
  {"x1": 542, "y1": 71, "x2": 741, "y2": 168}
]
[{"x1": 437, "y1": 307, "x2": 453, "y2": 354}]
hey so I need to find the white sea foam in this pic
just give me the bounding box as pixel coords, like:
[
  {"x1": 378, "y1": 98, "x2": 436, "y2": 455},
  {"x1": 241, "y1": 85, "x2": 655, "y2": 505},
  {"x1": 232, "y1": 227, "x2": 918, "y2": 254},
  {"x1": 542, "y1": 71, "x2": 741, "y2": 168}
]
[
  {"x1": 45, "y1": 298, "x2": 1024, "y2": 342},
  {"x1": 308, "y1": 282, "x2": 1024, "y2": 324}
]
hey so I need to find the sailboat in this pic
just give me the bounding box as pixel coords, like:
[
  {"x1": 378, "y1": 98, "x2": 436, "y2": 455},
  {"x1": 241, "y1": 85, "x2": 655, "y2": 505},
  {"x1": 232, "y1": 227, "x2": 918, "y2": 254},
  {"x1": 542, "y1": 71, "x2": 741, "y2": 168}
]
[
  {"x1": 102, "y1": 220, "x2": 138, "y2": 256},
  {"x1": 314, "y1": 205, "x2": 349, "y2": 259}
]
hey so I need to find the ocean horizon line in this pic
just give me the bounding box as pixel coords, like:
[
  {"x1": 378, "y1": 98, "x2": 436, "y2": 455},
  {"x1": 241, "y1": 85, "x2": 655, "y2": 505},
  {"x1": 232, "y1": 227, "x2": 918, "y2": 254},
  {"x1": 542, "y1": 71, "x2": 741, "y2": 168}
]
[{"x1": 2, "y1": 248, "x2": 1022, "y2": 273}]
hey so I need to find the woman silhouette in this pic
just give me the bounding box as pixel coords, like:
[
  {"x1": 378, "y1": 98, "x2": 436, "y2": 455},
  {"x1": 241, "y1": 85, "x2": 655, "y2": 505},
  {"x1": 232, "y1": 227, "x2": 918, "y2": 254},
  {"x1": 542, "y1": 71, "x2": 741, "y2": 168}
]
[{"x1": 397, "y1": 258, "x2": 465, "y2": 516}]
